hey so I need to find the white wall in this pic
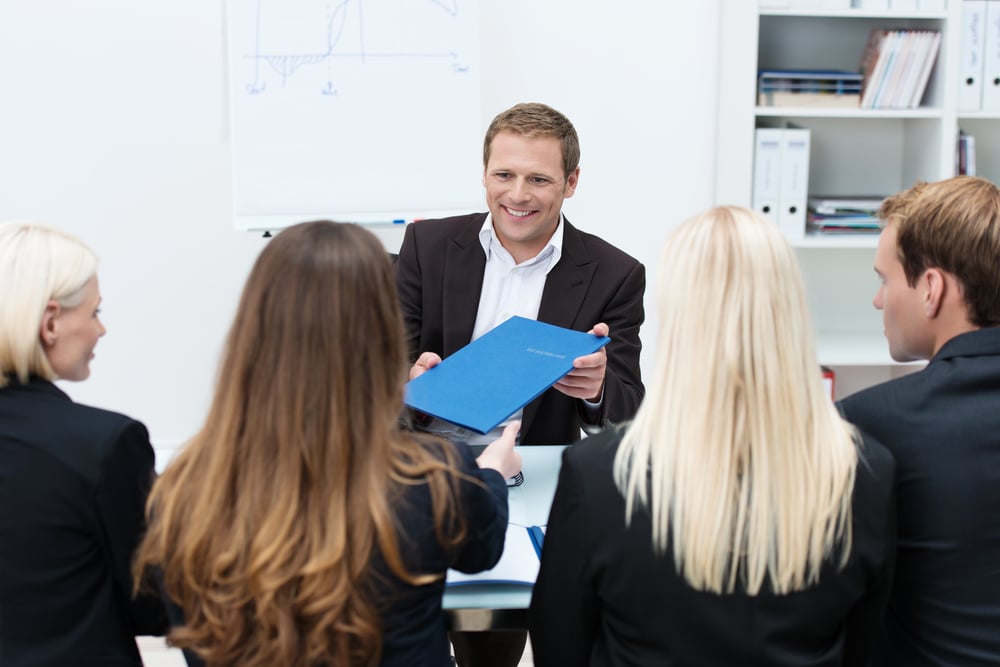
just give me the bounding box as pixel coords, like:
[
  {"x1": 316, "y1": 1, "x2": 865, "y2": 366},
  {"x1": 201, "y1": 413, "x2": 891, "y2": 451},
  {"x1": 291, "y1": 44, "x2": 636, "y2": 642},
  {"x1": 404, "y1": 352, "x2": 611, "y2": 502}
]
[{"x1": 0, "y1": 2, "x2": 721, "y2": 462}]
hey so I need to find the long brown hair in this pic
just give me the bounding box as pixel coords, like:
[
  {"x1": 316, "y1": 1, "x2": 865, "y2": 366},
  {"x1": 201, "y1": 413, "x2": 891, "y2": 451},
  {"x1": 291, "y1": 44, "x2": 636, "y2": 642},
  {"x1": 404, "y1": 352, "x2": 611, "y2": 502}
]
[{"x1": 135, "y1": 221, "x2": 468, "y2": 666}]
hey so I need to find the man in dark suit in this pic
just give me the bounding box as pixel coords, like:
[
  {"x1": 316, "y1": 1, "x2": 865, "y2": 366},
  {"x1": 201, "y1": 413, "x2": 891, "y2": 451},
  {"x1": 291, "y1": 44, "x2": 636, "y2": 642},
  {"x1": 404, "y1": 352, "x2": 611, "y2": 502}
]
[
  {"x1": 838, "y1": 176, "x2": 1000, "y2": 666},
  {"x1": 395, "y1": 103, "x2": 644, "y2": 667},
  {"x1": 395, "y1": 102, "x2": 645, "y2": 447}
]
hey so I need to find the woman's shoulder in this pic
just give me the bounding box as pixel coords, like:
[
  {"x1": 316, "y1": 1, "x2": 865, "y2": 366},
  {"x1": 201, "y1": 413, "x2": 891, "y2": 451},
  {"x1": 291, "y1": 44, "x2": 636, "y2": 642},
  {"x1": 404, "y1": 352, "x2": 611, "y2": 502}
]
[
  {"x1": 559, "y1": 425, "x2": 627, "y2": 488},
  {"x1": 855, "y1": 431, "x2": 896, "y2": 481},
  {"x1": 60, "y1": 399, "x2": 151, "y2": 453},
  {"x1": 852, "y1": 430, "x2": 896, "y2": 511},
  {"x1": 14, "y1": 377, "x2": 145, "y2": 432},
  {"x1": 1, "y1": 379, "x2": 152, "y2": 484},
  {"x1": 566, "y1": 425, "x2": 625, "y2": 463}
]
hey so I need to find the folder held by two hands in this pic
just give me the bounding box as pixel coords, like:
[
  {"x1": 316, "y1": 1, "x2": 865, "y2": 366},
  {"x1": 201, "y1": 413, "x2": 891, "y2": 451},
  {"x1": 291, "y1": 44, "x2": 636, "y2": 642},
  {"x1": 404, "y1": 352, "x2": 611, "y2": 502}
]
[{"x1": 404, "y1": 316, "x2": 611, "y2": 435}]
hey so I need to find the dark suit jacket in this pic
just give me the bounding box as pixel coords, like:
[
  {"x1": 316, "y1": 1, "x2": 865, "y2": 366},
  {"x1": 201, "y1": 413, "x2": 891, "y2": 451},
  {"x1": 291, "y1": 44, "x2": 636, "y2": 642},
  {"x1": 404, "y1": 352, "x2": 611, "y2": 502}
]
[
  {"x1": 164, "y1": 442, "x2": 509, "y2": 667},
  {"x1": 838, "y1": 328, "x2": 1000, "y2": 667},
  {"x1": 0, "y1": 377, "x2": 166, "y2": 667},
  {"x1": 395, "y1": 213, "x2": 645, "y2": 445},
  {"x1": 529, "y1": 427, "x2": 897, "y2": 667}
]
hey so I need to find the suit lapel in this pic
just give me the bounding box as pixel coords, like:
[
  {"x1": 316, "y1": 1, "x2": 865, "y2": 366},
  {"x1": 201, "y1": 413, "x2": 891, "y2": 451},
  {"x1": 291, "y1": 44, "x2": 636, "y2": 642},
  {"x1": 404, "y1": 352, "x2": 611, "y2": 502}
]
[
  {"x1": 442, "y1": 218, "x2": 487, "y2": 356},
  {"x1": 523, "y1": 219, "x2": 596, "y2": 436},
  {"x1": 538, "y1": 219, "x2": 596, "y2": 329}
]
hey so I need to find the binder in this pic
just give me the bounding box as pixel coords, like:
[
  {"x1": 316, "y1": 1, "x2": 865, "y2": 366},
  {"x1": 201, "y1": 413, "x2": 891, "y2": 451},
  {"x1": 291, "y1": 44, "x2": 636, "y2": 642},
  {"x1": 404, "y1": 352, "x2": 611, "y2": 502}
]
[
  {"x1": 752, "y1": 128, "x2": 783, "y2": 226},
  {"x1": 404, "y1": 316, "x2": 611, "y2": 435},
  {"x1": 959, "y1": 0, "x2": 988, "y2": 112},
  {"x1": 981, "y1": 0, "x2": 1000, "y2": 111},
  {"x1": 779, "y1": 127, "x2": 810, "y2": 241}
]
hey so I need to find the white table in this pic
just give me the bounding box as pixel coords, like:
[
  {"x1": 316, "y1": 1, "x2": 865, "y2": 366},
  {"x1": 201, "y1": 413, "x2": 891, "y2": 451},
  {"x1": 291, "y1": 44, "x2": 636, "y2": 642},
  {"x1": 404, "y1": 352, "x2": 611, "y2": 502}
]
[{"x1": 443, "y1": 445, "x2": 566, "y2": 631}]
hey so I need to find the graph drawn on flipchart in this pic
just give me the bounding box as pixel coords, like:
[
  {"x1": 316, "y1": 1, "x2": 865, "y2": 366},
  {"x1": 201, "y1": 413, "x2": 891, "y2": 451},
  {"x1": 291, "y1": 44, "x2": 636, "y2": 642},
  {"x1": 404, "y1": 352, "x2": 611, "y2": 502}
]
[{"x1": 227, "y1": 0, "x2": 482, "y2": 228}]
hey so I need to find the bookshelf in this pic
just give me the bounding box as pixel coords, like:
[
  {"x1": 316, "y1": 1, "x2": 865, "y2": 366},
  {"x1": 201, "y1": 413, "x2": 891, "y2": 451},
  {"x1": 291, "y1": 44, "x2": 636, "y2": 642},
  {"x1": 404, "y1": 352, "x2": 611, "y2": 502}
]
[{"x1": 713, "y1": 0, "x2": 989, "y2": 397}]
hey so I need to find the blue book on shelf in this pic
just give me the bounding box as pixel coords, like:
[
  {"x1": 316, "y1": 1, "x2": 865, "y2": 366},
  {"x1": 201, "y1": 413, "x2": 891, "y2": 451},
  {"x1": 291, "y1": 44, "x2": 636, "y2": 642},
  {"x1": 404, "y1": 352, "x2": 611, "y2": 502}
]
[
  {"x1": 758, "y1": 70, "x2": 863, "y2": 97},
  {"x1": 405, "y1": 316, "x2": 610, "y2": 435}
]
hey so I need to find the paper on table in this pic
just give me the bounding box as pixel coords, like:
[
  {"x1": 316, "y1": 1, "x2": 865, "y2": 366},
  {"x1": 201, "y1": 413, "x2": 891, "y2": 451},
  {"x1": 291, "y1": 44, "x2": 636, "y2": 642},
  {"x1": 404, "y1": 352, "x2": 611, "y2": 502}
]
[{"x1": 447, "y1": 524, "x2": 540, "y2": 587}]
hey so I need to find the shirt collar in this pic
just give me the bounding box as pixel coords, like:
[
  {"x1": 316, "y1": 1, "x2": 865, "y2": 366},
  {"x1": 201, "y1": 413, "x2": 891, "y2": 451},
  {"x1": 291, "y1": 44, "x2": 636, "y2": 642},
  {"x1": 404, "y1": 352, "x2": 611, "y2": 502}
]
[{"x1": 478, "y1": 213, "x2": 564, "y2": 272}]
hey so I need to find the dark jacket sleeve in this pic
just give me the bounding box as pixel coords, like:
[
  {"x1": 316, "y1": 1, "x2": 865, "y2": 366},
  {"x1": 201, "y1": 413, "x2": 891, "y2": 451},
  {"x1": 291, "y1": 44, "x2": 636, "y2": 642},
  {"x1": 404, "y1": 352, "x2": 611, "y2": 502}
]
[
  {"x1": 449, "y1": 444, "x2": 510, "y2": 573},
  {"x1": 395, "y1": 221, "x2": 427, "y2": 363},
  {"x1": 94, "y1": 419, "x2": 168, "y2": 636},
  {"x1": 582, "y1": 260, "x2": 645, "y2": 429},
  {"x1": 528, "y1": 448, "x2": 601, "y2": 665}
]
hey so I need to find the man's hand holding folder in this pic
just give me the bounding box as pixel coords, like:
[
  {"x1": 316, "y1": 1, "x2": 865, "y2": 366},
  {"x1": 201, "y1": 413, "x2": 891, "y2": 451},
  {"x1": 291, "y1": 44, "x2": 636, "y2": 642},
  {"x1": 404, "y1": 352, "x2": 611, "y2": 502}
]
[{"x1": 553, "y1": 321, "x2": 609, "y2": 402}]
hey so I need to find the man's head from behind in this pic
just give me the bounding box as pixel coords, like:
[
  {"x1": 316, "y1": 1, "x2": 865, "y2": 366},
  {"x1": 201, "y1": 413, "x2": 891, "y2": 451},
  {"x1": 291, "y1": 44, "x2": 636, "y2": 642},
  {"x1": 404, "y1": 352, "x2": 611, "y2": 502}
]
[{"x1": 874, "y1": 176, "x2": 1000, "y2": 361}]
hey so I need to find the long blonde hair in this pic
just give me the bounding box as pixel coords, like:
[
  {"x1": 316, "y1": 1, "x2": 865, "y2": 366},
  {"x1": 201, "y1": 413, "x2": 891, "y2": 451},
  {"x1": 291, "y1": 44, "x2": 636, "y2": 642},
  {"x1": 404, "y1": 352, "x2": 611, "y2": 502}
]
[
  {"x1": 614, "y1": 206, "x2": 858, "y2": 595},
  {"x1": 135, "y1": 221, "x2": 469, "y2": 666}
]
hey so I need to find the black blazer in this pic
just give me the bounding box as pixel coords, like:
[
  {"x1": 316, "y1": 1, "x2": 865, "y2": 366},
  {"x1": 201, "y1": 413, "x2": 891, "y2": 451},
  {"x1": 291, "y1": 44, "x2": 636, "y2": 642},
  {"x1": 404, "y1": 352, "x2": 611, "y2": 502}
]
[
  {"x1": 164, "y1": 442, "x2": 509, "y2": 667},
  {"x1": 395, "y1": 213, "x2": 645, "y2": 445},
  {"x1": 838, "y1": 328, "x2": 1000, "y2": 667},
  {"x1": 0, "y1": 378, "x2": 166, "y2": 667},
  {"x1": 529, "y1": 427, "x2": 897, "y2": 667}
]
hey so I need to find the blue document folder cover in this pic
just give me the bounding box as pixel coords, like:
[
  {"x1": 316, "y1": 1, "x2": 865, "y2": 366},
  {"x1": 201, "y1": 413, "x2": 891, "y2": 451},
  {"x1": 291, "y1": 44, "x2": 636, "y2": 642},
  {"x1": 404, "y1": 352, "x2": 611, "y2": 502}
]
[{"x1": 404, "y1": 316, "x2": 611, "y2": 435}]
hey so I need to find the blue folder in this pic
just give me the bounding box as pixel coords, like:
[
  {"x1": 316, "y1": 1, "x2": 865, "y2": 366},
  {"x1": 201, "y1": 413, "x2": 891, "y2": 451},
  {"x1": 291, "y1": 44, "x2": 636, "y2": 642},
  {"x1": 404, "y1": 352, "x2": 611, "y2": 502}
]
[
  {"x1": 404, "y1": 316, "x2": 611, "y2": 434},
  {"x1": 528, "y1": 525, "x2": 546, "y2": 558}
]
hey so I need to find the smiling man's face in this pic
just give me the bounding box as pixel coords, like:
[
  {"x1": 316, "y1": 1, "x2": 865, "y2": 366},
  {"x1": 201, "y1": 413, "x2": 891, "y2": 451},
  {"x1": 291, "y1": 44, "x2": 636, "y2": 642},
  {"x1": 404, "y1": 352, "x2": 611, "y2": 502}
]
[{"x1": 483, "y1": 131, "x2": 579, "y2": 264}]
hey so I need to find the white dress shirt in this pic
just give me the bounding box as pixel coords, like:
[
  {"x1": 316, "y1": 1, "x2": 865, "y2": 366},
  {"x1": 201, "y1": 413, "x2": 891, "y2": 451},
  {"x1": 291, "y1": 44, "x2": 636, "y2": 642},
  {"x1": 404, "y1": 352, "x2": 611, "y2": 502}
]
[{"x1": 423, "y1": 214, "x2": 563, "y2": 446}]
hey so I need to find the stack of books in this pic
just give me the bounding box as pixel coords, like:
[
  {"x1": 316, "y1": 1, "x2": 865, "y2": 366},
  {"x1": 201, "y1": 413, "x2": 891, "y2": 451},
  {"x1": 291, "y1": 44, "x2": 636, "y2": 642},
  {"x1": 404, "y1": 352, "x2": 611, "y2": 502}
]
[
  {"x1": 758, "y1": 70, "x2": 863, "y2": 108},
  {"x1": 859, "y1": 29, "x2": 942, "y2": 109},
  {"x1": 807, "y1": 195, "x2": 885, "y2": 234}
]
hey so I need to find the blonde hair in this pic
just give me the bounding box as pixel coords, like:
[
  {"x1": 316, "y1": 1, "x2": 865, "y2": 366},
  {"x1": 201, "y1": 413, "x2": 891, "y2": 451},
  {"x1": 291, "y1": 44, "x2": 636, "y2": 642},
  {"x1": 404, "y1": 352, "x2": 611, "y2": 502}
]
[
  {"x1": 134, "y1": 221, "x2": 470, "y2": 667},
  {"x1": 0, "y1": 221, "x2": 98, "y2": 388},
  {"x1": 614, "y1": 206, "x2": 858, "y2": 595}
]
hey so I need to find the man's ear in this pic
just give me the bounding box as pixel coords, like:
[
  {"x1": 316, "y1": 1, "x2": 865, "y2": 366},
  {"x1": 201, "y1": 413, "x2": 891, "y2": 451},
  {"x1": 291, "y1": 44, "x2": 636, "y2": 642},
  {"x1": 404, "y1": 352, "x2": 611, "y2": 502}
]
[
  {"x1": 563, "y1": 167, "x2": 580, "y2": 198},
  {"x1": 923, "y1": 268, "x2": 946, "y2": 319},
  {"x1": 39, "y1": 300, "x2": 60, "y2": 348}
]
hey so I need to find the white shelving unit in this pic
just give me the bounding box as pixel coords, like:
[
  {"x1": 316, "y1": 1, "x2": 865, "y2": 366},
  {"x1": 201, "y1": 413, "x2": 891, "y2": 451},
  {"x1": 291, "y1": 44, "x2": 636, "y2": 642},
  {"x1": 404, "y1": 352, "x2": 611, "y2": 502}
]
[{"x1": 714, "y1": 0, "x2": 1000, "y2": 397}]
